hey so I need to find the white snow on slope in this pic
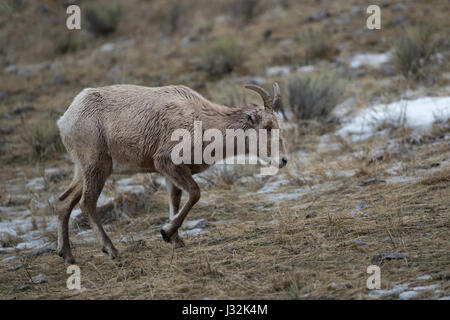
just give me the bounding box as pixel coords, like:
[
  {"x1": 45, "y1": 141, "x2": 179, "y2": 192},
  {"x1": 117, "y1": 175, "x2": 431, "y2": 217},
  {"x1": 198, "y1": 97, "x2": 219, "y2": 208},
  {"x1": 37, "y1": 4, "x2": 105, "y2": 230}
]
[
  {"x1": 349, "y1": 52, "x2": 392, "y2": 68},
  {"x1": 337, "y1": 96, "x2": 450, "y2": 141}
]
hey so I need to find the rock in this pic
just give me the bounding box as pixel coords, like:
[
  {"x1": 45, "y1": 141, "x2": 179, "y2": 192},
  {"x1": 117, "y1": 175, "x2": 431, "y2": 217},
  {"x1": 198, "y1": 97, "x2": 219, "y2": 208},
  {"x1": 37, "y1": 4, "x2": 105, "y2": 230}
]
[
  {"x1": 263, "y1": 29, "x2": 272, "y2": 40},
  {"x1": 360, "y1": 178, "x2": 378, "y2": 186},
  {"x1": 36, "y1": 4, "x2": 49, "y2": 14},
  {"x1": 351, "y1": 240, "x2": 368, "y2": 246},
  {"x1": 8, "y1": 264, "x2": 23, "y2": 271},
  {"x1": 393, "y1": 14, "x2": 408, "y2": 26},
  {"x1": 3, "y1": 106, "x2": 35, "y2": 118},
  {"x1": 382, "y1": 236, "x2": 398, "y2": 244},
  {"x1": 305, "y1": 211, "x2": 318, "y2": 219},
  {"x1": 184, "y1": 218, "x2": 208, "y2": 229},
  {"x1": 4, "y1": 65, "x2": 17, "y2": 74},
  {"x1": 52, "y1": 74, "x2": 69, "y2": 85},
  {"x1": 278, "y1": 39, "x2": 294, "y2": 47},
  {"x1": 0, "y1": 91, "x2": 5, "y2": 101},
  {"x1": 30, "y1": 274, "x2": 49, "y2": 284},
  {"x1": 33, "y1": 247, "x2": 55, "y2": 257},
  {"x1": 305, "y1": 9, "x2": 329, "y2": 22},
  {"x1": 72, "y1": 191, "x2": 151, "y2": 228},
  {"x1": 114, "y1": 191, "x2": 151, "y2": 214},
  {"x1": 49, "y1": 170, "x2": 69, "y2": 183},
  {"x1": 72, "y1": 202, "x2": 119, "y2": 229},
  {"x1": 17, "y1": 61, "x2": 51, "y2": 76},
  {"x1": 0, "y1": 126, "x2": 13, "y2": 135},
  {"x1": 371, "y1": 252, "x2": 409, "y2": 265}
]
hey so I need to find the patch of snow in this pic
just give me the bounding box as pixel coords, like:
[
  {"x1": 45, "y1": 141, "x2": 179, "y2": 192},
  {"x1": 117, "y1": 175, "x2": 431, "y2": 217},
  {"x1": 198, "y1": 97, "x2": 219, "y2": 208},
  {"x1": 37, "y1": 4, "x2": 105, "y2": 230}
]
[
  {"x1": 417, "y1": 275, "x2": 432, "y2": 280},
  {"x1": 368, "y1": 283, "x2": 409, "y2": 298},
  {"x1": 385, "y1": 176, "x2": 417, "y2": 184},
  {"x1": 116, "y1": 185, "x2": 146, "y2": 193},
  {"x1": 15, "y1": 239, "x2": 47, "y2": 250},
  {"x1": 184, "y1": 218, "x2": 208, "y2": 230},
  {"x1": 26, "y1": 177, "x2": 45, "y2": 191},
  {"x1": 266, "y1": 65, "x2": 291, "y2": 77},
  {"x1": 180, "y1": 228, "x2": 203, "y2": 236},
  {"x1": 265, "y1": 187, "x2": 307, "y2": 202},
  {"x1": 412, "y1": 284, "x2": 440, "y2": 291},
  {"x1": 257, "y1": 178, "x2": 290, "y2": 194},
  {"x1": 337, "y1": 96, "x2": 450, "y2": 141},
  {"x1": 1, "y1": 256, "x2": 18, "y2": 263},
  {"x1": 298, "y1": 65, "x2": 314, "y2": 73},
  {"x1": 349, "y1": 52, "x2": 392, "y2": 68},
  {"x1": 399, "y1": 291, "x2": 419, "y2": 300},
  {"x1": 44, "y1": 168, "x2": 59, "y2": 174},
  {"x1": 100, "y1": 43, "x2": 115, "y2": 52}
]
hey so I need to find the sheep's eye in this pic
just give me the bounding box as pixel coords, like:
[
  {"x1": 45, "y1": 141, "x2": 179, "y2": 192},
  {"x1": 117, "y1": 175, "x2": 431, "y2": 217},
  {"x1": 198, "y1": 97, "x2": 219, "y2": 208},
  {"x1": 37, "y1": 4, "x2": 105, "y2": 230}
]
[{"x1": 247, "y1": 114, "x2": 254, "y2": 123}]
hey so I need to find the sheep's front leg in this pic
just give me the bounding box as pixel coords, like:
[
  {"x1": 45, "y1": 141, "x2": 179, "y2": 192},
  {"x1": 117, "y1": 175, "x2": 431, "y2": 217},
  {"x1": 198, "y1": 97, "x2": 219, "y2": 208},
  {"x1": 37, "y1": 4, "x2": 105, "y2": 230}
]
[
  {"x1": 165, "y1": 178, "x2": 185, "y2": 248},
  {"x1": 156, "y1": 161, "x2": 200, "y2": 244}
]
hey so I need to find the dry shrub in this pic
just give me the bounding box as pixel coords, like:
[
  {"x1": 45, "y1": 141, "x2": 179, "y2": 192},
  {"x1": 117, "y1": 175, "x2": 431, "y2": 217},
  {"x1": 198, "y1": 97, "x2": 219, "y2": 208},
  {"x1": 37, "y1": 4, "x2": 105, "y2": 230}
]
[
  {"x1": 55, "y1": 32, "x2": 84, "y2": 55},
  {"x1": 302, "y1": 28, "x2": 336, "y2": 63},
  {"x1": 420, "y1": 168, "x2": 450, "y2": 185},
  {"x1": 23, "y1": 117, "x2": 64, "y2": 159},
  {"x1": 200, "y1": 37, "x2": 242, "y2": 78},
  {"x1": 161, "y1": 1, "x2": 187, "y2": 35},
  {"x1": 229, "y1": 0, "x2": 264, "y2": 23},
  {"x1": 0, "y1": 231, "x2": 22, "y2": 248},
  {"x1": 85, "y1": 4, "x2": 122, "y2": 36},
  {"x1": 394, "y1": 25, "x2": 439, "y2": 79},
  {"x1": 288, "y1": 72, "x2": 343, "y2": 124}
]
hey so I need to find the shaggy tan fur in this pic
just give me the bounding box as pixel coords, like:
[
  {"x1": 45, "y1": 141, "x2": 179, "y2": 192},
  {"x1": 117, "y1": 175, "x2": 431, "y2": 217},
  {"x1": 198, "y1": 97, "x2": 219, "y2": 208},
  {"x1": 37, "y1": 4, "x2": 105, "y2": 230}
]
[{"x1": 55, "y1": 84, "x2": 287, "y2": 263}]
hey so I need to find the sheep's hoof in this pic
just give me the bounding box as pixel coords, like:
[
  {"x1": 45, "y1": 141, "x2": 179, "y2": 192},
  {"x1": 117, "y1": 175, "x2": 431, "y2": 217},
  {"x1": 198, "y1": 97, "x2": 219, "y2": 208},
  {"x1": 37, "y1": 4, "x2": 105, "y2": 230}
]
[
  {"x1": 160, "y1": 228, "x2": 171, "y2": 242},
  {"x1": 102, "y1": 245, "x2": 119, "y2": 260},
  {"x1": 58, "y1": 248, "x2": 76, "y2": 264}
]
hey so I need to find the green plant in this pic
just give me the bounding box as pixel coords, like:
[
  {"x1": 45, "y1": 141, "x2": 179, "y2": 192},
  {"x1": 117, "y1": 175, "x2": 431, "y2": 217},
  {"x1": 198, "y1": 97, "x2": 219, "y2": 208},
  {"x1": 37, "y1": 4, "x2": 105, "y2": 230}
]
[{"x1": 85, "y1": 4, "x2": 122, "y2": 36}]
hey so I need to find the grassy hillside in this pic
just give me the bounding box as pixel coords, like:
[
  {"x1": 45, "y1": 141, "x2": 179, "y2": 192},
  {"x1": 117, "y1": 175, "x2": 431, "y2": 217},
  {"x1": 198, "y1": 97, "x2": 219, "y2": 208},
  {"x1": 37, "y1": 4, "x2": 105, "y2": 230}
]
[{"x1": 0, "y1": 0, "x2": 449, "y2": 299}]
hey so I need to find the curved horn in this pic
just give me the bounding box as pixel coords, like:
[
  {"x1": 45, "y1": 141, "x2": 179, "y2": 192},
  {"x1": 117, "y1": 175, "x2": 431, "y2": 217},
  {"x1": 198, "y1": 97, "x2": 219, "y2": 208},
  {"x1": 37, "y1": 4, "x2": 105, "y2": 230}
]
[
  {"x1": 245, "y1": 84, "x2": 272, "y2": 111},
  {"x1": 272, "y1": 82, "x2": 282, "y2": 112}
]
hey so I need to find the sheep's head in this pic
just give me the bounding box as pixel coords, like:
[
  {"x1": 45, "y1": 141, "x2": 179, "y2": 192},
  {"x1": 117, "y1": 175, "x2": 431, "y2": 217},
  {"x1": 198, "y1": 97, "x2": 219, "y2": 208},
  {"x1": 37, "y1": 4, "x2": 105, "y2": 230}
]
[{"x1": 243, "y1": 82, "x2": 288, "y2": 169}]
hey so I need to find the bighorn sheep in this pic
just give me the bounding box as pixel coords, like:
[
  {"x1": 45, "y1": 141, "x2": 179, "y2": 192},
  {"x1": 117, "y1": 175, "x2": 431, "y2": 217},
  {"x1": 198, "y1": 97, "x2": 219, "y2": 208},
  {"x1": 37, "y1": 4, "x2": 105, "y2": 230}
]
[{"x1": 56, "y1": 83, "x2": 288, "y2": 263}]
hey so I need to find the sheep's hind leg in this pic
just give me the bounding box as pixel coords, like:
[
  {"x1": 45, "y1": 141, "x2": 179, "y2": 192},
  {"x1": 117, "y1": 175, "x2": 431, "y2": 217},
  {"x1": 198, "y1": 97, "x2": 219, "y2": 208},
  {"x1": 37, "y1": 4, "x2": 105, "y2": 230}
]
[
  {"x1": 165, "y1": 178, "x2": 185, "y2": 248},
  {"x1": 56, "y1": 171, "x2": 82, "y2": 264},
  {"x1": 79, "y1": 163, "x2": 118, "y2": 259}
]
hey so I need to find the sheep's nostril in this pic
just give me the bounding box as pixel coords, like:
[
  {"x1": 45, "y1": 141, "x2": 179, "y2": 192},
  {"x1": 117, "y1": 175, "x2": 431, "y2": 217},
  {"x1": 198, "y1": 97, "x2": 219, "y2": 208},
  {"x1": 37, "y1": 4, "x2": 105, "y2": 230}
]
[{"x1": 280, "y1": 157, "x2": 288, "y2": 168}]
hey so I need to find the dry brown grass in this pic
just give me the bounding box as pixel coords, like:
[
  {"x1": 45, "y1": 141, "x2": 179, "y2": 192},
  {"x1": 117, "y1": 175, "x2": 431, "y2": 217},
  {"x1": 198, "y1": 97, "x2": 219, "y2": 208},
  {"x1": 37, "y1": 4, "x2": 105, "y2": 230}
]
[
  {"x1": 0, "y1": 132, "x2": 448, "y2": 299},
  {"x1": 0, "y1": 0, "x2": 449, "y2": 300}
]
